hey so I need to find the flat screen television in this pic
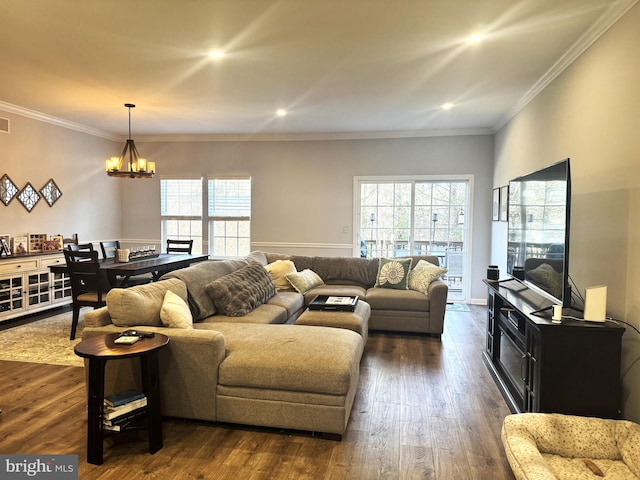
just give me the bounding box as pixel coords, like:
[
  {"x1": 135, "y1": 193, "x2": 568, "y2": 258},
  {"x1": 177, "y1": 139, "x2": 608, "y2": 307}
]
[{"x1": 507, "y1": 159, "x2": 571, "y2": 310}]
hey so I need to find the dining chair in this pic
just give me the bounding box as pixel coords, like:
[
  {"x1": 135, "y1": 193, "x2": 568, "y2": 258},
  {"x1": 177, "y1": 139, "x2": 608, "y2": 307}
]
[
  {"x1": 67, "y1": 242, "x2": 94, "y2": 252},
  {"x1": 99, "y1": 240, "x2": 120, "y2": 260},
  {"x1": 64, "y1": 249, "x2": 107, "y2": 340},
  {"x1": 166, "y1": 239, "x2": 194, "y2": 254},
  {"x1": 62, "y1": 233, "x2": 79, "y2": 248},
  {"x1": 100, "y1": 240, "x2": 152, "y2": 286}
]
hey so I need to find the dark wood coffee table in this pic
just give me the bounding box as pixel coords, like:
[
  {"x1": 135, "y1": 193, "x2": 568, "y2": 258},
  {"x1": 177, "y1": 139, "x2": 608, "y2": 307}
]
[{"x1": 74, "y1": 332, "x2": 170, "y2": 465}]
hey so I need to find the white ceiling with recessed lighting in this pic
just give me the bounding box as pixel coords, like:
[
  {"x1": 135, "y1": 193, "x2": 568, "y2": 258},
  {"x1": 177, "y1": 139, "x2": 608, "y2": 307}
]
[{"x1": 0, "y1": 0, "x2": 636, "y2": 138}]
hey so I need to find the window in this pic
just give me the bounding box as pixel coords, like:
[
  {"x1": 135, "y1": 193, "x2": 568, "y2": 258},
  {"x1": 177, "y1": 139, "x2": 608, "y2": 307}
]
[
  {"x1": 208, "y1": 178, "x2": 251, "y2": 258},
  {"x1": 355, "y1": 176, "x2": 471, "y2": 301},
  {"x1": 160, "y1": 178, "x2": 203, "y2": 254}
]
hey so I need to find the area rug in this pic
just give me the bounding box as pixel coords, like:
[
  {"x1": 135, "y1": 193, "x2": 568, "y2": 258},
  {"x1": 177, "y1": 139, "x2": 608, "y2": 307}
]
[
  {"x1": 0, "y1": 311, "x2": 84, "y2": 367},
  {"x1": 446, "y1": 303, "x2": 471, "y2": 312}
]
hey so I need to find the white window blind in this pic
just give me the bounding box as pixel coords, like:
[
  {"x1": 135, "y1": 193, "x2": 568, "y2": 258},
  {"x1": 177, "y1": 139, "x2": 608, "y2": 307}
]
[{"x1": 208, "y1": 178, "x2": 251, "y2": 218}]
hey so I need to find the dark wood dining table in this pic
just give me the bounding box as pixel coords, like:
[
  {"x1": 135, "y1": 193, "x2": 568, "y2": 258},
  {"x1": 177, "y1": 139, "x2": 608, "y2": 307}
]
[{"x1": 49, "y1": 253, "x2": 209, "y2": 287}]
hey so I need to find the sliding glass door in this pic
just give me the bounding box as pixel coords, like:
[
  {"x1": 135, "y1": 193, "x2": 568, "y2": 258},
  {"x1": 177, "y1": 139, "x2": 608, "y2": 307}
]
[{"x1": 355, "y1": 176, "x2": 471, "y2": 302}]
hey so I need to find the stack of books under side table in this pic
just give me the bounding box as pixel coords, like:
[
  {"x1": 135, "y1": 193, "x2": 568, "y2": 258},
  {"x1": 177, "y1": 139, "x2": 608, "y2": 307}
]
[{"x1": 103, "y1": 389, "x2": 147, "y2": 432}]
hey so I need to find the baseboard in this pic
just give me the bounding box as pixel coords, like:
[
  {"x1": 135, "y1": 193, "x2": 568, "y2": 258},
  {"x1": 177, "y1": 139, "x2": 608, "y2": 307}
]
[{"x1": 468, "y1": 298, "x2": 487, "y2": 306}]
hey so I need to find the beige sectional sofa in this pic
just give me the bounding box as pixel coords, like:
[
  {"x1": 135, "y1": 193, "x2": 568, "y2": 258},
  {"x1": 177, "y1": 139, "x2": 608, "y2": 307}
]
[{"x1": 82, "y1": 251, "x2": 448, "y2": 437}]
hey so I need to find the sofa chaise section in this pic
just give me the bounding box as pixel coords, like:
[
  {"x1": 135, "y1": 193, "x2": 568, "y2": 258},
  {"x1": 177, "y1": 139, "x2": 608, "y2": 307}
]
[{"x1": 212, "y1": 322, "x2": 364, "y2": 436}]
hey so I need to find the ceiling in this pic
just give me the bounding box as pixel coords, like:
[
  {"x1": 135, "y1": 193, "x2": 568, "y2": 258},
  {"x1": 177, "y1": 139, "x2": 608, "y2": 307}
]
[{"x1": 0, "y1": 0, "x2": 636, "y2": 139}]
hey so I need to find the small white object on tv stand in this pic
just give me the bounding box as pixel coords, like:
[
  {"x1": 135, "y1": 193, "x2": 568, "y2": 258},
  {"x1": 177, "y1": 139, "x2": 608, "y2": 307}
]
[{"x1": 584, "y1": 285, "x2": 607, "y2": 322}]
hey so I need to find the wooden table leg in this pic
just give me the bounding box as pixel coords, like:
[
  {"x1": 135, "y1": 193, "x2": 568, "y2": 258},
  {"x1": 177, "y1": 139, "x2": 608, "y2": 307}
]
[
  {"x1": 140, "y1": 351, "x2": 163, "y2": 454},
  {"x1": 86, "y1": 358, "x2": 106, "y2": 465}
]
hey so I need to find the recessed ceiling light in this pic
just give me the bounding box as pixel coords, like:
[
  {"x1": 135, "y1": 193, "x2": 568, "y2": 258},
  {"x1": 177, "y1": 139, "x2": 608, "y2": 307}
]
[
  {"x1": 209, "y1": 50, "x2": 224, "y2": 59},
  {"x1": 276, "y1": 109, "x2": 287, "y2": 117},
  {"x1": 468, "y1": 33, "x2": 485, "y2": 44},
  {"x1": 442, "y1": 103, "x2": 454, "y2": 111}
]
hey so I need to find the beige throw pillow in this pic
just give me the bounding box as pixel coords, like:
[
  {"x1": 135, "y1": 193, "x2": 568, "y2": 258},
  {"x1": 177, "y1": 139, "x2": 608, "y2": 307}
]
[
  {"x1": 265, "y1": 259, "x2": 297, "y2": 291},
  {"x1": 160, "y1": 290, "x2": 193, "y2": 329},
  {"x1": 285, "y1": 269, "x2": 324, "y2": 294},
  {"x1": 408, "y1": 260, "x2": 447, "y2": 294}
]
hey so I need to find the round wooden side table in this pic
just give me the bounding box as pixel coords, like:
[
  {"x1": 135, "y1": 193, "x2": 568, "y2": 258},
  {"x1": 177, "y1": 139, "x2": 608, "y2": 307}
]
[{"x1": 74, "y1": 332, "x2": 169, "y2": 465}]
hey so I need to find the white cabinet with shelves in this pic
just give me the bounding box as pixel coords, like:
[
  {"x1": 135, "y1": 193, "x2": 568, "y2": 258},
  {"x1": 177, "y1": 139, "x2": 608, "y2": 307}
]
[{"x1": 0, "y1": 253, "x2": 71, "y2": 322}]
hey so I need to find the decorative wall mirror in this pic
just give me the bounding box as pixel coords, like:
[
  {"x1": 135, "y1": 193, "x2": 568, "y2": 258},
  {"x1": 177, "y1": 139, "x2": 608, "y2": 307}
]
[
  {"x1": 0, "y1": 174, "x2": 18, "y2": 206},
  {"x1": 40, "y1": 178, "x2": 62, "y2": 207},
  {"x1": 17, "y1": 182, "x2": 41, "y2": 212}
]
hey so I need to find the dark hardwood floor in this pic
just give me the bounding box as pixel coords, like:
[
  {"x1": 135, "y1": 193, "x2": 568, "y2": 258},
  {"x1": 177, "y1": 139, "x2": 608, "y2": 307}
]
[{"x1": 0, "y1": 305, "x2": 515, "y2": 479}]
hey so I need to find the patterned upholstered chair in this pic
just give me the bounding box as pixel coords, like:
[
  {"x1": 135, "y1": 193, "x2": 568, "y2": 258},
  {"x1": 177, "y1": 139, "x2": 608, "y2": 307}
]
[{"x1": 502, "y1": 413, "x2": 640, "y2": 479}]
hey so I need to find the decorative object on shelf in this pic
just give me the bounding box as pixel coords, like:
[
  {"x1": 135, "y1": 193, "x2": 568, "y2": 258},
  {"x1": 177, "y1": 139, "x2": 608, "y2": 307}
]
[
  {"x1": 486, "y1": 265, "x2": 499, "y2": 280},
  {"x1": 42, "y1": 238, "x2": 61, "y2": 252},
  {"x1": 492, "y1": 188, "x2": 500, "y2": 221},
  {"x1": 128, "y1": 245, "x2": 158, "y2": 260},
  {"x1": 12, "y1": 236, "x2": 28, "y2": 254},
  {"x1": 116, "y1": 249, "x2": 130, "y2": 263},
  {"x1": 512, "y1": 266, "x2": 525, "y2": 280},
  {"x1": 0, "y1": 236, "x2": 11, "y2": 256},
  {"x1": 17, "y1": 182, "x2": 41, "y2": 212},
  {"x1": 48, "y1": 235, "x2": 64, "y2": 251},
  {"x1": 0, "y1": 174, "x2": 18, "y2": 206},
  {"x1": 499, "y1": 185, "x2": 509, "y2": 222},
  {"x1": 105, "y1": 103, "x2": 155, "y2": 178},
  {"x1": 39, "y1": 178, "x2": 63, "y2": 207},
  {"x1": 28, "y1": 233, "x2": 47, "y2": 253}
]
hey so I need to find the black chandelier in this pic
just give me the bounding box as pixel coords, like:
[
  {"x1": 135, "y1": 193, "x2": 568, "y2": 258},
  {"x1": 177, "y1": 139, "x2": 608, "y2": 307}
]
[{"x1": 105, "y1": 103, "x2": 155, "y2": 178}]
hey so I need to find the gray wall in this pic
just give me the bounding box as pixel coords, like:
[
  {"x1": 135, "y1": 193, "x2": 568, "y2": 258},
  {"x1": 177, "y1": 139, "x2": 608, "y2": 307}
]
[
  {"x1": 0, "y1": 111, "x2": 494, "y2": 302},
  {"x1": 123, "y1": 135, "x2": 494, "y2": 302},
  {"x1": 493, "y1": 4, "x2": 640, "y2": 421},
  {"x1": 0, "y1": 112, "x2": 121, "y2": 244}
]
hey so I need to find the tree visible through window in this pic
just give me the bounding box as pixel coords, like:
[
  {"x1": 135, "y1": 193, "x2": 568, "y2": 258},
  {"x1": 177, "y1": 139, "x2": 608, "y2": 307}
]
[{"x1": 356, "y1": 177, "x2": 470, "y2": 301}]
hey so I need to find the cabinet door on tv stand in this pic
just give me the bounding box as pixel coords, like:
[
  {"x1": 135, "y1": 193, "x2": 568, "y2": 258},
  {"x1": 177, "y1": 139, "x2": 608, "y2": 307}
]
[
  {"x1": 533, "y1": 326, "x2": 622, "y2": 418},
  {"x1": 486, "y1": 289, "x2": 506, "y2": 359},
  {"x1": 486, "y1": 290, "x2": 496, "y2": 357},
  {"x1": 524, "y1": 325, "x2": 541, "y2": 412}
]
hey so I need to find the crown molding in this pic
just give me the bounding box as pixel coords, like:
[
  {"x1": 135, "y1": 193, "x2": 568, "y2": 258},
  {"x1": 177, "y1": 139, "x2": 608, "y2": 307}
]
[
  {"x1": 0, "y1": 99, "x2": 493, "y2": 142},
  {"x1": 0, "y1": 101, "x2": 120, "y2": 141},
  {"x1": 493, "y1": 0, "x2": 639, "y2": 132},
  {"x1": 135, "y1": 128, "x2": 493, "y2": 143}
]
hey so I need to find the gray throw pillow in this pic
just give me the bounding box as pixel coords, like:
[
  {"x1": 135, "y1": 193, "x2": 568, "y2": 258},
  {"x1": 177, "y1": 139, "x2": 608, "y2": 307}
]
[
  {"x1": 204, "y1": 261, "x2": 277, "y2": 316},
  {"x1": 162, "y1": 258, "x2": 247, "y2": 320}
]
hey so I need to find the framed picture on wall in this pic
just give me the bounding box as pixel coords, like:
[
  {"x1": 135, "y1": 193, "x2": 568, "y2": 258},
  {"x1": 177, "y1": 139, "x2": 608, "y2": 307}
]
[
  {"x1": 499, "y1": 185, "x2": 509, "y2": 222},
  {"x1": 492, "y1": 188, "x2": 500, "y2": 221}
]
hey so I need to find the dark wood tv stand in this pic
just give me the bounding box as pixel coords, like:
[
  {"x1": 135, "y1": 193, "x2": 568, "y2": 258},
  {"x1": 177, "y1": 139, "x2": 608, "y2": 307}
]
[{"x1": 482, "y1": 279, "x2": 623, "y2": 418}]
